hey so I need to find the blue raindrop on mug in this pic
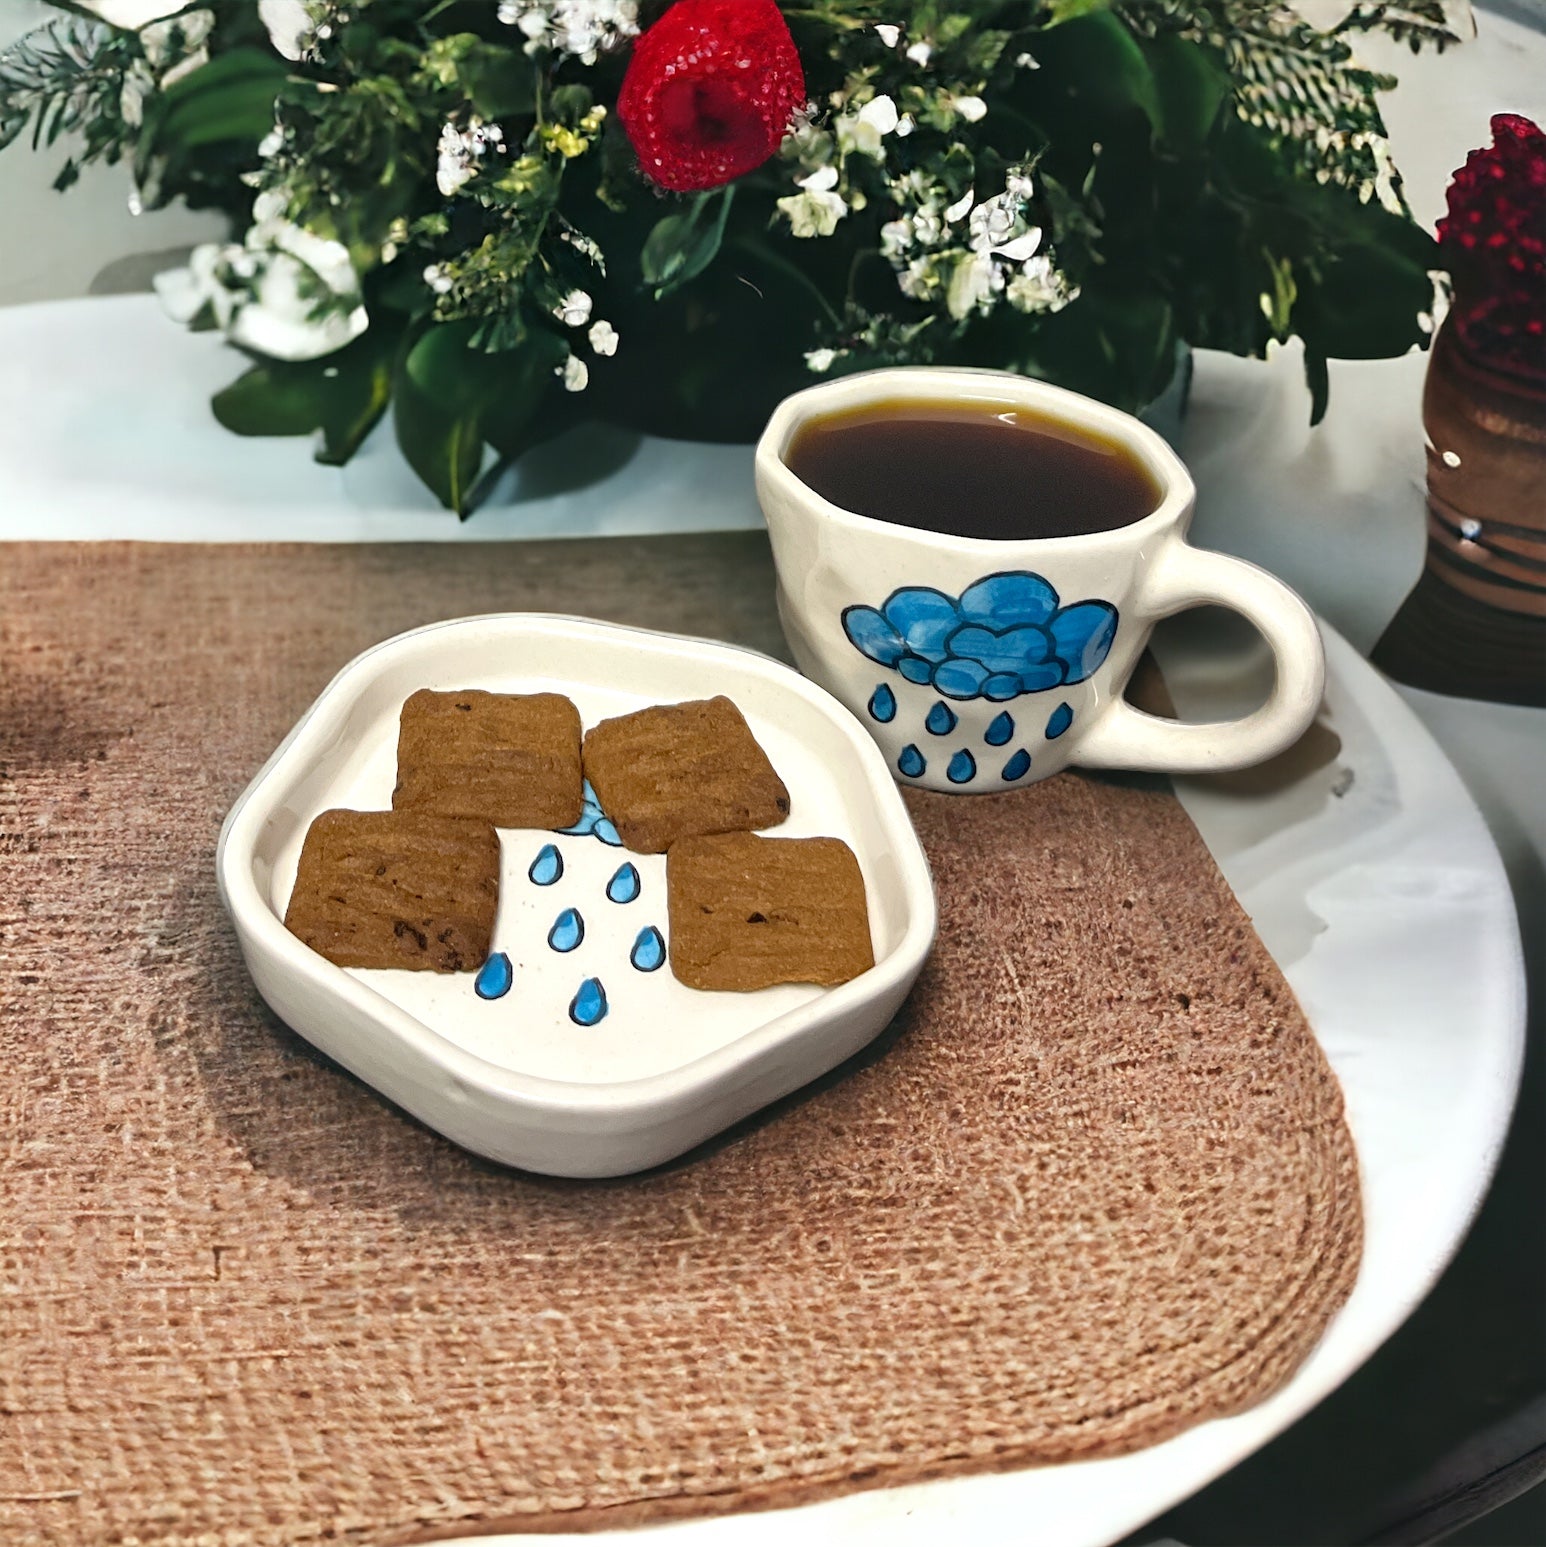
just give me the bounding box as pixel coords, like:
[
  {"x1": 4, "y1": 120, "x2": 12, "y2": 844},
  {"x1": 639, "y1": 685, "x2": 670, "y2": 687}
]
[
  {"x1": 1002, "y1": 749, "x2": 1032, "y2": 782},
  {"x1": 630, "y1": 926, "x2": 666, "y2": 972},
  {"x1": 925, "y1": 701, "x2": 957, "y2": 736},
  {"x1": 473, "y1": 951, "x2": 513, "y2": 1000},
  {"x1": 985, "y1": 711, "x2": 1015, "y2": 747},
  {"x1": 606, "y1": 862, "x2": 641, "y2": 904},
  {"x1": 569, "y1": 977, "x2": 608, "y2": 1026},
  {"x1": 528, "y1": 843, "x2": 563, "y2": 886},
  {"x1": 548, "y1": 908, "x2": 584, "y2": 952},
  {"x1": 947, "y1": 749, "x2": 977, "y2": 784},
  {"x1": 868, "y1": 683, "x2": 897, "y2": 723},
  {"x1": 1046, "y1": 702, "x2": 1075, "y2": 740},
  {"x1": 898, "y1": 744, "x2": 926, "y2": 779}
]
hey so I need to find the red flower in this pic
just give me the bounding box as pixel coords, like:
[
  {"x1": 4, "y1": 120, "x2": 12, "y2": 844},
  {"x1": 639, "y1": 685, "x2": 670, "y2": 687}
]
[
  {"x1": 1436, "y1": 113, "x2": 1545, "y2": 379},
  {"x1": 619, "y1": 0, "x2": 806, "y2": 193}
]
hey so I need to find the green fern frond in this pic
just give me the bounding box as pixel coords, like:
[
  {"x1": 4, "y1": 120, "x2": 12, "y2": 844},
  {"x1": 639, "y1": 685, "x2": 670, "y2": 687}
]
[
  {"x1": 0, "y1": 14, "x2": 123, "y2": 158},
  {"x1": 1121, "y1": 1, "x2": 1455, "y2": 200}
]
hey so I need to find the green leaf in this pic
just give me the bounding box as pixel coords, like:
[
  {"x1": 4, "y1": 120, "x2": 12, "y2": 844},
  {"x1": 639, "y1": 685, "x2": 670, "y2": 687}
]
[
  {"x1": 211, "y1": 327, "x2": 399, "y2": 465},
  {"x1": 391, "y1": 322, "x2": 565, "y2": 515},
  {"x1": 152, "y1": 47, "x2": 288, "y2": 153},
  {"x1": 640, "y1": 187, "x2": 734, "y2": 300},
  {"x1": 1042, "y1": 0, "x2": 1115, "y2": 27},
  {"x1": 1141, "y1": 33, "x2": 1231, "y2": 153},
  {"x1": 1056, "y1": 13, "x2": 1160, "y2": 128},
  {"x1": 459, "y1": 44, "x2": 536, "y2": 119}
]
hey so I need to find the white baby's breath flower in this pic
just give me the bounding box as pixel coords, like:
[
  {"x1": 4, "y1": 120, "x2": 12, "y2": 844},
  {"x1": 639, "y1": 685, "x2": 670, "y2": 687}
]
[
  {"x1": 559, "y1": 354, "x2": 590, "y2": 392},
  {"x1": 153, "y1": 242, "x2": 243, "y2": 328},
  {"x1": 894, "y1": 113, "x2": 916, "y2": 138},
  {"x1": 258, "y1": 0, "x2": 315, "y2": 61},
  {"x1": 805, "y1": 347, "x2": 839, "y2": 372},
  {"x1": 588, "y1": 319, "x2": 619, "y2": 356},
  {"x1": 1015, "y1": 51, "x2": 1041, "y2": 70},
  {"x1": 437, "y1": 118, "x2": 505, "y2": 198},
  {"x1": 777, "y1": 166, "x2": 847, "y2": 238},
  {"x1": 423, "y1": 263, "x2": 454, "y2": 295},
  {"x1": 947, "y1": 249, "x2": 1003, "y2": 320},
  {"x1": 1007, "y1": 255, "x2": 1078, "y2": 315},
  {"x1": 874, "y1": 24, "x2": 902, "y2": 48},
  {"x1": 836, "y1": 94, "x2": 899, "y2": 161},
  {"x1": 500, "y1": 1, "x2": 639, "y2": 65},
  {"x1": 905, "y1": 40, "x2": 932, "y2": 67},
  {"x1": 952, "y1": 95, "x2": 987, "y2": 124},
  {"x1": 257, "y1": 125, "x2": 286, "y2": 160},
  {"x1": 943, "y1": 188, "x2": 975, "y2": 224},
  {"x1": 554, "y1": 289, "x2": 593, "y2": 327}
]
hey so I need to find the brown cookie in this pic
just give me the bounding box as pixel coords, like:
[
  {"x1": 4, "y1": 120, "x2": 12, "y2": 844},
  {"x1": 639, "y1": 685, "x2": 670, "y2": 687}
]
[
  {"x1": 283, "y1": 808, "x2": 499, "y2": 972},
  {"x1": 582, "y1": 696, "x2": 790, "y2": 854},
  {"x1": 394, "y1": 688, "x2": 583, "y2": 830},
  {"x1": 666, "y1": 831, "x2": 874, "y2": 991}
]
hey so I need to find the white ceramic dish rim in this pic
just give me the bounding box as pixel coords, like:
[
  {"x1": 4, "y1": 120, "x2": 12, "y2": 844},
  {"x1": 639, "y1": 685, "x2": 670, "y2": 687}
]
[{"x1": 215, "y1": 613, "x2": 939, "y2": 1122}]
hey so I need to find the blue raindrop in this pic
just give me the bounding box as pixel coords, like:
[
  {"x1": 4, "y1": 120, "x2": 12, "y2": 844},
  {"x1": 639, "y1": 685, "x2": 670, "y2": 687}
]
[
  {"x1": 925, "y1": 701, "x2": 957, "y2": 736},
  {"x1": 528, "y1": 843, "x2": 563, "y2": 886},
  {"x1": 548, "y1": 908, "x2": 584, "y2": 952},
  {"x1": 569, "y1": 977, "x2": 608, "y2": 1026},
  {"x1": 867, "y1": 683, "x2": 897, "y2": 723},
  {"x1": 594, "y1": 817, "x2": 623, "y2": 847},
  {"x1": 1046, "y1": 702, "x2": 1074, "y2": 739},
  {"x1": 473, "y1": 951, "x2": 513, "y2": 1000},
  {"x1": 1002, "y1": 749, "x2": 1032, "y2": 782},
  {"x1": 898, "y1": 744, "x2": 926, "y2": 779},
  {"x1": 985, "y1": 711, "x2": 1015, "y2": 747},
  {"x1": 947, "y1": 749, "x2": 977, "y2": 784},
  {"x1": 606, "y1": 862, "x2": 641, "y2": 904},
  {"x1": 630, "y1": 926, "x2": 666, "y2": 972}
]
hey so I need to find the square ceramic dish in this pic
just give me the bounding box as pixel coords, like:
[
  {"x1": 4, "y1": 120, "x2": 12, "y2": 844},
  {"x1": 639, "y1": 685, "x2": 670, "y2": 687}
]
[{"x1": 216, "y1": 615, "x2": 937, "y2": 1177}]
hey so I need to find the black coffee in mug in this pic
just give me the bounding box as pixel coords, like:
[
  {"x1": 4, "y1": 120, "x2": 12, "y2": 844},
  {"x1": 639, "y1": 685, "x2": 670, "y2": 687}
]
[{"x1": 784, "y1": 398, "x2": 1163, "y2": 541}]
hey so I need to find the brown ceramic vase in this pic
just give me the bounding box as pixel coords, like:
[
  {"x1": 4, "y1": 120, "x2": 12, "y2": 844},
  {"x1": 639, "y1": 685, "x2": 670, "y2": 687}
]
[{"x1": 1372, "y1": 319, "x2": 1546, "y2": 708}]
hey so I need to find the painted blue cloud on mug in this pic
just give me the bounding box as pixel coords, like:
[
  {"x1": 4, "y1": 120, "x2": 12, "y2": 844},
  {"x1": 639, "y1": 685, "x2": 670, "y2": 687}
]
[{"x1": 841, "y1": 571, "x2": 1118, "y2": 701}]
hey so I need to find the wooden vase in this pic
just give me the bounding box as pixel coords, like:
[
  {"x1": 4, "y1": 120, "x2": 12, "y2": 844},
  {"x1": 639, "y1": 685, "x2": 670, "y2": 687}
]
[{"x1": 1372, "y1": 319, "x2": 1546, "y2": 708}]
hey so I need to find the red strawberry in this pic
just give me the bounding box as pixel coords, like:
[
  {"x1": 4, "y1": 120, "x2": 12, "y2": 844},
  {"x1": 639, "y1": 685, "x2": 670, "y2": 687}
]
[{"x1": 619, "y1": 0, "x2": 806, "y2": 193}]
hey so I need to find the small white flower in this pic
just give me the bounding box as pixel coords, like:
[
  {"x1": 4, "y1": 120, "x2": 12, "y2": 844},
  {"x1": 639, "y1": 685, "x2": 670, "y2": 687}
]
[
  {"x1": 588, "y1": 319, "x2": 619, "y2": 356},
  {"x1": 257, "y1": 126, "x2": 286, "y2": 160},
  {"x1": 952, "y1": 95, "x2": 987, "y2": 123},
  {"x1": 554, "y1": 288, "x2": 593, "y2": 327},
  {"x1": 119, "y1": 62, "x2": 153, "y2": 128},
  {"x1": 500, "y1": 1, "x2": 639, "y2": 65},
  {"x1": 894, "y1": 113, "x2": 916, "y2": 138},
  {"x1": 153, "y1": 242, "x2": 242, "y2": 329},
  {"x1": 258, "y1": 0, "x2": 315, "y2": 62},
  {"x1": 905, "y1": 40, "x2": 932, "y2": 67},
  {"x1": 1006, "y1": 255, "x2": 1078, "y2": 314},
  {"x1": 559, "y1": 354, "x2": 590, "y2": 392},
  {"x1": 778, "y1": 166, "x2": 847, "y2": 238},
  {"x1": 1015, "y1": 51, "x2": 1041, "y2": 70},
  {"x1": 423, "y1": 264, "x2": 454, "y2": 295},
  {"x1": 805, "y1": 347, "x2": 838, "y2": 372},
  {"x1": 436, "y1": 118, "x2": 505, "y2": 198},
  {"x1": 947, "y1": 249, "x2": 1003, "y2": 320},
  {"x1": 836, "y1": 94, "x2": 899, "y2": 160},
  {"x1": 944, "y1": 188, "x2": 975, "y2": 224},
  {"x1": 874, "y1": 24, "x2": 902, "y2": 48},
  {"x1": 251, "y1": 187, "x2": 289, "y2": 226}
]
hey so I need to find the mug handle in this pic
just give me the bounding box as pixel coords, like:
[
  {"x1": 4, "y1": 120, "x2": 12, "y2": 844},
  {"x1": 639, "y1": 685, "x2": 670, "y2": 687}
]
[{"x1": 1074, "y1": 540, "x2": 1326, "y2": 775}]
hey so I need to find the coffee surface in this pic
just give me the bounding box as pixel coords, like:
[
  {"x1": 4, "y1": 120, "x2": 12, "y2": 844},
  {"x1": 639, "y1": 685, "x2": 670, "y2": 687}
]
[{"x1": 785, "y1": 399, "x2": 1162, "y2": 540}]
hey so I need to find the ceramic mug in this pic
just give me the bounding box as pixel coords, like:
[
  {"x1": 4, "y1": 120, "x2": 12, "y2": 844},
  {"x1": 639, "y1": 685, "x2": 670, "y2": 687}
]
[{"x1": 755, "y1": 367, "x2": 1325, "y2": 791}]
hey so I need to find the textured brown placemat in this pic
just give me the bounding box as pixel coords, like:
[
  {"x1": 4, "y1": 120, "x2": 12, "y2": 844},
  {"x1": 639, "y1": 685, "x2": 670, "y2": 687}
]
[{"x1": 0, "y1": 539, "x2": 1360, "y2": 1547}]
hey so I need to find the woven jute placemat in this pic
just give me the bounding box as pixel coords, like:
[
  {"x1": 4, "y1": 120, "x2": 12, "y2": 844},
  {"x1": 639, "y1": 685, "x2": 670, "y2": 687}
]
[{"x1": 0, "y1": 539, "x2": 1360, "y2": 1547}]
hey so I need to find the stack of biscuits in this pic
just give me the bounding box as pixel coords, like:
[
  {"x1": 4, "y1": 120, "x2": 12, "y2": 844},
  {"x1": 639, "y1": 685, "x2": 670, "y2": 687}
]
[{"x1": 283, "y1": 690, "x2": 875, "y2": 993}]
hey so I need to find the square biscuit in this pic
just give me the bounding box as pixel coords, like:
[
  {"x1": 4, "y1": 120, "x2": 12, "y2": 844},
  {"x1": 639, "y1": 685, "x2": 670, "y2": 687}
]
[
  {"x1": 283, "y1": 808, "x2": 500, "y2": 973},
  {"x1": 394, "y1": 688, "x2": 583, "y2": 830},
  {"x1": 667, "y1": 832, "x2": 874, "y2": 991},
  {"x1": 582, "y1": 696, "x2": 789, "y2": 854}
]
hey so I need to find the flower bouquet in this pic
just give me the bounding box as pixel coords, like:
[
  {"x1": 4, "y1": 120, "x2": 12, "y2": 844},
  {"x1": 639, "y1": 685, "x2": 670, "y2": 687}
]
[{"x1": 1, "y1": 0, "x2": 1458, "y2": 514}]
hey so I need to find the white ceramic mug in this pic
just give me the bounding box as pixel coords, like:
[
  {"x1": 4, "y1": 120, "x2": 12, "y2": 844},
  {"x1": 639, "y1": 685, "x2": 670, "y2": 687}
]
[{"x1": 755, "y1": 367, "x2": 1325, "y2": 792}]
